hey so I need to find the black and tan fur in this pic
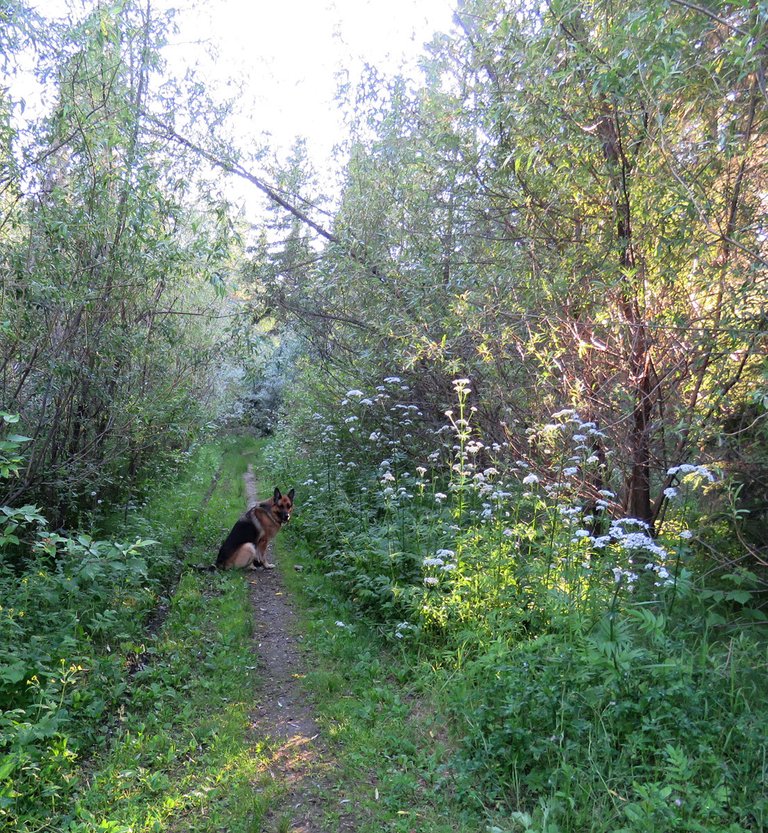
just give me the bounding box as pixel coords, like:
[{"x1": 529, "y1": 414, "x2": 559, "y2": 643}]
[{"x1": 215, "y1": 487, "x2": 295, "y2": 570}]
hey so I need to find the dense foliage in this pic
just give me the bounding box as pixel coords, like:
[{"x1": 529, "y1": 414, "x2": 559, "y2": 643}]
[
  {"x1": 254, "y1": 0, "x2": 768, "y2": 546},
  {"x1": 267, "y1": 376, "x2": 766, "y2": 831},
  {"x1": 1, "y1": 1, "x2": 238, "y2": 523},
  {"x1": 1, "y1": 0, "x2": 767, "y2": 830},
  {"x1": 0, "y1": 424, "x2": 225, "y2": 830}
]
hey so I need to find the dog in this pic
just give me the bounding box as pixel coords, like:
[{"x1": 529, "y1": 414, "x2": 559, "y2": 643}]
[{"x1": 215, "y1": 487, "x2": 295, "y2": 570}]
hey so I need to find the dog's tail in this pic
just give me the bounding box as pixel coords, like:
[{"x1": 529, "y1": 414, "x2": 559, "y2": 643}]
[{"x1": 190, "y1": 563, "x2": 218, "y2": 572}]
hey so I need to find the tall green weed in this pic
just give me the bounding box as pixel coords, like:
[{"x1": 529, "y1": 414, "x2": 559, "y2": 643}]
[
  {"x1": 266, "y1": 376, "x2": 768, "y2": 832},
  {"x1": 0, "y1": 421, "x2": 226, "y2": 831}
]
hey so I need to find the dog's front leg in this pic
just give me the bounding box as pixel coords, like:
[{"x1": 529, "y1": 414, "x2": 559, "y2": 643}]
[{"x1": 257, "y1": 539, "x2": 275, "y2": 569}]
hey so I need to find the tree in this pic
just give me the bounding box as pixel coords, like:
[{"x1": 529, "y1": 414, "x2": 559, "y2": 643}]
[
  {"x1": 0, "y1": 1, "x2": 236, "y2": 520},
  {"x1": 264, "y1": 0, "x2": 767, "y2": 531}
]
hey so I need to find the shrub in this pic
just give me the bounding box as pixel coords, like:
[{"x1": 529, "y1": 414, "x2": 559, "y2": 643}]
[{"x1": 267, "y1": 377, "x2": 768, "y2": 832}]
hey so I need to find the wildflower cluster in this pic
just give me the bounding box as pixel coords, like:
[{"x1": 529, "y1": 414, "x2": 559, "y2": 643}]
[
  {"x1": 268, "y1": 376, "x2": 720, "y2": 639},
  {"x1": 422, "y1": 548, "x2": 457, "y2": 586}
]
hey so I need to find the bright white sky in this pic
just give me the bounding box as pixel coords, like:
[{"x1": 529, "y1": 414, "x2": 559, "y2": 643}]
[
  {"x1": 25, "y1": 0, "x2": 456, "y2": 214},
  {"x1": 173, "y1": 0, "x2": 455, "y2": 155}
]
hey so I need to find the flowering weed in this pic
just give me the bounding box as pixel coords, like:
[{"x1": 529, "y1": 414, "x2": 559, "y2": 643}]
[{"x1": 266, "y1": 376, "x2": 768, "y2": 833}]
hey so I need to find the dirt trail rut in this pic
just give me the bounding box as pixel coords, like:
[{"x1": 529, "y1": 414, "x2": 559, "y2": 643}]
[{"x1": 243, "y1": 465, "x2": 357, "y2": 833}]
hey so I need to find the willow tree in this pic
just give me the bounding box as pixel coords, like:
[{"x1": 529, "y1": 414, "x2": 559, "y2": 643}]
[
  {"x1": 448, "y1": 0, "x2": 767, "y2": 524},
  {"x1": 284, "y1": 0, "x2": 765, "y2": 529},
  {"x1": 0, "y1": 1, "x2": 235, "y2": 519}
]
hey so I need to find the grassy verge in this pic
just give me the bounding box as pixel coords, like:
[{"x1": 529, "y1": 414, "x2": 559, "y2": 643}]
[
  {"x1": 278, "y1": 536, "x2": 484, "y2": 833},
  {"x1": 8, "y1": 435, "x2": 289, "y2": 833},
  {"x1": 0, "y1": 438, "x2": 226, "y2": 832},
  {"x1": 73, "y1": 569, "x2": 275, "y2": 833},
  {"x1": 70, "y1": 434, "x2": 286, "y2": 833}
]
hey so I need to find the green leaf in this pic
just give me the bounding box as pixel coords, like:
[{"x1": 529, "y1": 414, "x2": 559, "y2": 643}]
[
  {"x1": 725, "y1": 589, "x2": 752, "y2": 605},
  {"x1": 4, "y1": 434, "x2": 31, "y2": 444},
  {"x1": 0, "y1": 756, "x2": 15, "y2": 781},
  {"x1": 0, "y1": 662, "x2": 27, "y2": 684}
]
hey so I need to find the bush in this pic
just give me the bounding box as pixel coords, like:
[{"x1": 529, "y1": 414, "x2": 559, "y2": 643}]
[
  {"x1": 266, "y1": 377, "x2": 768, "y2": 832},
  {"x1": 0, "y1": 422, "x2": 224, "y2": 830}
]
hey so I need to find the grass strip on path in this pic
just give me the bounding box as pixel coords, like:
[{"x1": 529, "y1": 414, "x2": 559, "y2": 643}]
[{"x1": 62, "y1": 437, "x2": 280, "y2": 833}]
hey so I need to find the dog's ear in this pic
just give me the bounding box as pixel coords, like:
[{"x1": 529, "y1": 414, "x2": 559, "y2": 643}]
[
  {"x1": 273, "y1": 487, "x2": 282, "y2": 502},
  {"x1": 287, "y1": 488, "x2": 295, "y2": 502}
]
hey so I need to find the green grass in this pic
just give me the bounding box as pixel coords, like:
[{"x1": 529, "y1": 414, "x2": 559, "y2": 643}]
[
  {"x1": 278, "y1": 537, "x2": 483, "y2": 833},
  {"x1": 69, "y1": 435, "x2": 283, "y2": 833},
  {"x1": 262, "y1": 412, "x2": 768, "y2": 833},
  {"x1": 72, "y1": 568, "x2": 276, "y2": 833}
]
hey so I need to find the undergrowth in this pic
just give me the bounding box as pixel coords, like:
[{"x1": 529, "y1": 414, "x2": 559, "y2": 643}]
[
  {"x1": 0, "y1": 424, "x2": 270, "y2": 832},
  {"x1": 266, "y1": 376, "x2": 768, "y2": 833}
]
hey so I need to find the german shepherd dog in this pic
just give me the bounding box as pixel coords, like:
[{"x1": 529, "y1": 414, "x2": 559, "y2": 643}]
[{"x1": 216, "y1": 487, "x2": 295, "y2": 570}]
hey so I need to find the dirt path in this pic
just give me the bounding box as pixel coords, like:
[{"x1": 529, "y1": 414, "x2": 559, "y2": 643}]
[{"x1": 244, "y1": 466, "x2": 357, "y2": 833}]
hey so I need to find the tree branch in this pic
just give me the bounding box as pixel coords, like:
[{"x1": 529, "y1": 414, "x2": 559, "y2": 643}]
[
  {"x1": 668, "y1": 0, "x2": 749, "y2": 36},
  {"x1": 148, "y1": 118, "x2": 340, "y2": 244}
]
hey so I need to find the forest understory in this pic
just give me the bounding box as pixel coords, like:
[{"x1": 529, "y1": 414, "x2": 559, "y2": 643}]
[{"x1": 2, "y1": 0, "x2": 768, "y2": 830}]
